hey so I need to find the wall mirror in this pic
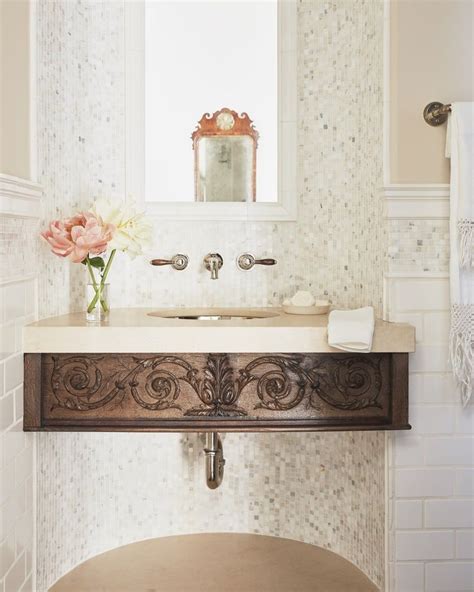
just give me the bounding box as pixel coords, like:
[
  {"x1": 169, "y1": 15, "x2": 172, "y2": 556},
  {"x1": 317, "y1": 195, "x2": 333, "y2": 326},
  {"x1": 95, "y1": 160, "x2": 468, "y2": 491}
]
[
  {"x1": 125, "y1": 0, "x2": 297, "y2": 220},
  {"x1": 193, "y1": 108, "x2": 259, "y2": 203}
]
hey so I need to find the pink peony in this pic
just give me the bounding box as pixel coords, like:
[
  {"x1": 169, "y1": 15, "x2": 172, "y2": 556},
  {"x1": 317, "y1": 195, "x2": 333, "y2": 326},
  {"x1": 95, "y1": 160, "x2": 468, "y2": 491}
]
[
  {"x1": 69, "y1": 212, "x2": 114, "y2": 262},
  {"x1": 41, "y1": 219, "x2": 75, "y2": 258},
  {"x1": 63, "y1": 213, "x2": 88, "y2": 233},
  {"x1": 41, "y1": 212, "x2": 115, "y2": 263}
]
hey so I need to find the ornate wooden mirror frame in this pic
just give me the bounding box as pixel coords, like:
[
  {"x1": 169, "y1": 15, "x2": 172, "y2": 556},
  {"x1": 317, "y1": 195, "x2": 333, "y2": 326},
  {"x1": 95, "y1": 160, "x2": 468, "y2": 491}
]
[{"x1": 191, "y1": 108, "x2": 259, "y2": 202}]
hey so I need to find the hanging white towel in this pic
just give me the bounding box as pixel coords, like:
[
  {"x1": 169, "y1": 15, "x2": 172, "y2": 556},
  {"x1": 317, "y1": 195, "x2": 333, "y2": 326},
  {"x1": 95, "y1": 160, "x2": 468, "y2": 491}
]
[
  {"x1": 327, "y1": 306, "x2": 375, "y2": 353},
  {"x1": 446, "y1": 103, "x2": 474, "y2": 405}
]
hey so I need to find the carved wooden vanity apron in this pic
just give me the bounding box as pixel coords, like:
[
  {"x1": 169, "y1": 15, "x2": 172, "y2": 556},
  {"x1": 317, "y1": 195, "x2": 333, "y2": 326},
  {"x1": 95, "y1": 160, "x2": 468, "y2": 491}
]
[{"x1": 24, "y1": 352, "x2": 409, "y2": 432}]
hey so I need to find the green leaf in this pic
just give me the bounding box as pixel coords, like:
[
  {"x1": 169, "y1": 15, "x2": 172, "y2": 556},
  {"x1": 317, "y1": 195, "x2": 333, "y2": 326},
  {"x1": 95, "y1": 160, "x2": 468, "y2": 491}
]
[{"x1": 89, "y1": 257, "x2": 106, "y2": 269}]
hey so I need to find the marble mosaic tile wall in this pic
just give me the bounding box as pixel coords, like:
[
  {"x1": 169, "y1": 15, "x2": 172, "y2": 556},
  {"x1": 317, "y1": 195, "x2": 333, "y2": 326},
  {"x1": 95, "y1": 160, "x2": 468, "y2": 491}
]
[
  {"x1": 36, "y1": 0, "x2": 385, "y2": 590},
  {"x1": 37, "y1": 0, "x2": 125, "y2": 319},
  {"x1": 388, "y1": 219, "x2": 450, "y2": 274}
]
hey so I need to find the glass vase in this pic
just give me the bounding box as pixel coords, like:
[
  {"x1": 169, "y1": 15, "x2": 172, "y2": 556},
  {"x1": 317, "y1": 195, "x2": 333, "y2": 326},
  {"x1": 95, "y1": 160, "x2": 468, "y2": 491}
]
[{"x1": 86, "y1": 283, "x2": 110, "y2": 323}]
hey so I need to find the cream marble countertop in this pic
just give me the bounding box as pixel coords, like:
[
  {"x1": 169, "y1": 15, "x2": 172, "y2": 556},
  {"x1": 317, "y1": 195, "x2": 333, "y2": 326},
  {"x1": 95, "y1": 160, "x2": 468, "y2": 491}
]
[{"x1": 23, "y1": 308, "x2": 415, "y2": 354}]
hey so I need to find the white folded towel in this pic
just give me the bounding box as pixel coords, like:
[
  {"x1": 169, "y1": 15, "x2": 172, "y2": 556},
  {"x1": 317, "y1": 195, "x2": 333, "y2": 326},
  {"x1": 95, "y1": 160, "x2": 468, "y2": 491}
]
[{"x1": 327, "y1": 306, "x2": 375, "y2": 353}]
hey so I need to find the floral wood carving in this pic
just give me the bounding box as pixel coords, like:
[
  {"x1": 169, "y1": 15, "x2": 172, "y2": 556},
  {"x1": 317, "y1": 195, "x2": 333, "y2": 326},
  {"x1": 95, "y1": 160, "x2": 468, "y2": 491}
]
[
  {"x1": 240, "y1": 355, "x2": 383, "y2": 411},
  {"x1": 240, "y1": 355, "x2": 309, "y2": 411},
  {"x1": 191, "y1": 108, "x2": 259, "y2": 146},
  {"x1": 306, "y1": 356, "x2": 383, "y2": 410},
  {"x1": 50, "y1": 355, "x2": 198, "y2": 412},
  {"x1": 49, "y1": 353, "x2": 384, "y2": 416},
  {"x1": 184, "y1": 354, "x2": 247, "y2": 417}
]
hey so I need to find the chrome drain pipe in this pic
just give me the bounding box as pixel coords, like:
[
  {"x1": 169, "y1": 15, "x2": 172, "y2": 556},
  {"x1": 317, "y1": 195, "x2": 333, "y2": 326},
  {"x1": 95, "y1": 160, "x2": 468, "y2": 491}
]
[{"x1": 204, "y1": 432, "x2": 225, "y2": 489}]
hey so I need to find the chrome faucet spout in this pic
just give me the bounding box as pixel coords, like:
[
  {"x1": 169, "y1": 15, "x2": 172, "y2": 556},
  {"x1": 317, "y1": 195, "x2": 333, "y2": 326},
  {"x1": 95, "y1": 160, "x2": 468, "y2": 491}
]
[
  {"x1": 210, "y1": 260, "x2": 218, "y2": 280},
  {"x1": 204, "y1": 253, "x2": 223, "y2": 280}
]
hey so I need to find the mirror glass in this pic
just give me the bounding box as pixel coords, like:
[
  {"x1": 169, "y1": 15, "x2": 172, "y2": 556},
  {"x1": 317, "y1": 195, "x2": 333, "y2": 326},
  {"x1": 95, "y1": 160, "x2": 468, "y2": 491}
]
[
  {"x1": 192, "y1": 108, "x2": 259, "y2": 202},
  {"x1": 197, "y1": 136, "x2": 254, "y2": 203}
]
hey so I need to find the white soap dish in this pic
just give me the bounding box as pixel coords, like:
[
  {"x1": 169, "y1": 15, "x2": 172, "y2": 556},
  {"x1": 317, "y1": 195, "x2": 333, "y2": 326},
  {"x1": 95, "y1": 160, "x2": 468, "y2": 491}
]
[{"x1": 282, "y1": 302, "x2": 330, "y2": 316}]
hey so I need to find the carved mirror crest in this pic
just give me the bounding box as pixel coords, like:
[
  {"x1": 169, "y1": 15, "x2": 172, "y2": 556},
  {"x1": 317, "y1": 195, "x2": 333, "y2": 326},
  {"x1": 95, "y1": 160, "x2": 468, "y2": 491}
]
[{"x1": 192, "y1": 108, "x2": 259, "y2": 203}]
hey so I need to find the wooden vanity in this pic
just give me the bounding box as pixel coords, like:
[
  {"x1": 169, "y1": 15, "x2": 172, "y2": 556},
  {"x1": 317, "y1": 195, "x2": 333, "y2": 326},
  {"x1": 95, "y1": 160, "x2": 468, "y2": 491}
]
[{"x1": 23, "y1": 308, "x2": 415, "y2": 433}]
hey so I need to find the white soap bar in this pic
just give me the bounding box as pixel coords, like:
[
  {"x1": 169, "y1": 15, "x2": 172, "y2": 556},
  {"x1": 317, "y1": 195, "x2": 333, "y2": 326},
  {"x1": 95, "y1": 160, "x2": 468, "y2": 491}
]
[{"x1": 290, "y1": 290, "x2": 315, "y2": 307}]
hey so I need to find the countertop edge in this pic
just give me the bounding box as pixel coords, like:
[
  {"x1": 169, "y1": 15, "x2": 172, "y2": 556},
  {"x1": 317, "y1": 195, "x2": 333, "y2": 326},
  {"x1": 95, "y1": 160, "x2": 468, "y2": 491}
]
[{"x1": 23, "y1": 325, "x2": 416, "y2": 354}]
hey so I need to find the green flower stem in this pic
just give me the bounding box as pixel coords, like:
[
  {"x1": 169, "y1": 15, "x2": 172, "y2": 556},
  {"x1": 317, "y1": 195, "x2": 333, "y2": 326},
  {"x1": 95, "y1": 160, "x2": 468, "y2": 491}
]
[
  {"x1": 86, "y1": 250, "x2": 116, "y2": 314},
  {"x1": 86, "y1": 258, "x2": 98, "y2": 289},
  {"x1": 86, "y1": 259, "x2": 104, "y2": 314},
  {"x1": 87, "y1": 277, "x2": 107, "y2": 313},
  {"x1": 101, "y1": 248, "x2": 116, "y2": 285}
]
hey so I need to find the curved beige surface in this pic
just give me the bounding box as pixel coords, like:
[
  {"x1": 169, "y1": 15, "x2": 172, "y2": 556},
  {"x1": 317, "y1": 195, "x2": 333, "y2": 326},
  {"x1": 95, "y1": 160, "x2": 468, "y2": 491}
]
[{"x1": 50, "y1": 533, "x2": 379, "y2": 592}]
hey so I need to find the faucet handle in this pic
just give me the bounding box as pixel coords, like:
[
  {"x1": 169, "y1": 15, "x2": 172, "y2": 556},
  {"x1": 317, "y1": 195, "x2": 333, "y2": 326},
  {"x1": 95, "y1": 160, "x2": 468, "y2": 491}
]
[
  {"x1": 150, "y1": 254, "x2": 189, "y2": 271},
  {"x1": 237, "y1": 253, "x2": 277, "y2": 271}
]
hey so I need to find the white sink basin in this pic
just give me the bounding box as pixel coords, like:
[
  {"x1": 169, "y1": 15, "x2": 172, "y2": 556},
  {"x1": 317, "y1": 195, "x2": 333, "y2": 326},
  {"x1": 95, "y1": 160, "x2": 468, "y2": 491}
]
[{"x1": 147, "y1": 308, "x2": 280, "y2": 321}]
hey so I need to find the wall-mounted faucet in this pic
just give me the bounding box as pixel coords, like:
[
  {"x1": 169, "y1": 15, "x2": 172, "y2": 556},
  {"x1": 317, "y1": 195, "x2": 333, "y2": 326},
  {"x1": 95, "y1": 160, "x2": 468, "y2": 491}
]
[
  {"x1": 204, "y1": 253, "x2": 223, "y2": 280},
  {"x1": 150, "y1": 254, "x2": 189, "y2": 270},
  {"x1": 237, "y1": 253, "x2": 277, "y2": 270}
]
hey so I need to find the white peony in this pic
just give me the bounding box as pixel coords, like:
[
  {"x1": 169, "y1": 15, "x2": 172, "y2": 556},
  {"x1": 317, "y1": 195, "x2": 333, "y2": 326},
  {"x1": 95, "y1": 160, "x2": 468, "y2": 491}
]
[{"x1": 92, "y1": 198, "x2": 153, "y2": 258}]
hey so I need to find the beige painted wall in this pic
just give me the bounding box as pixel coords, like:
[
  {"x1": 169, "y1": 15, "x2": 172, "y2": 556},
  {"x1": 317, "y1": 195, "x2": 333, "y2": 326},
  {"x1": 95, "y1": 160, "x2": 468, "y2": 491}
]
[
  {"x1": 390, "y1": 0, "x2": 474, "y2": 184},
  {"x1": 0, "y1": 0, "x2": 31, "y2": 179}
]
